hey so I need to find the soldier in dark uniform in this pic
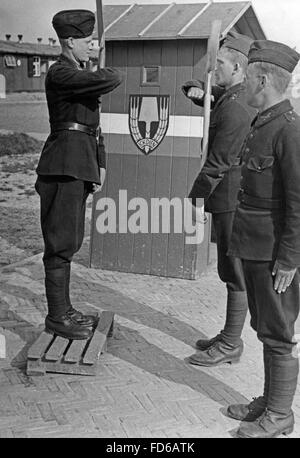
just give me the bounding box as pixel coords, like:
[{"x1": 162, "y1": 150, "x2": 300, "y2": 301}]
[
  {"x1": 226, "y1": 40, "x2": 300, "y2": 438},
  {"x1": 35, "y1": 10, "x2": 122, "y2": 340},
  {"x1": 182, "y1": 32, "x2": 256, "y2": 366}
]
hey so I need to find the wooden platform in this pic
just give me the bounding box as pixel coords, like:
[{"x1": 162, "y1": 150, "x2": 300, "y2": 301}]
[{"x1": 26, "y1": 311, "x2": 114, "y2": 376}]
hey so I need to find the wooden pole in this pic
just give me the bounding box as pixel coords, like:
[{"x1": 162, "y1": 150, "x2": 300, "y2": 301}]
[
  {"x1": 201, "y1": 20, "x2": 221, "y2": 167},
  {"x1": 96, "y1": 0, "x2": 105, "y2": 69},
  {"x1": 96, "y1": 0, "x2": 105, "y2": 126}
]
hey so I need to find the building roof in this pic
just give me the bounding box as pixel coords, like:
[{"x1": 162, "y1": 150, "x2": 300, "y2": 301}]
[
  {"x1": 95, "y1": 1, "x2": 266, "y2": 41},
  {"x1": 0, "y1": 39, "x2": 100, "y2": 59},
  {"x1": 0, "y1": 39, "x2": 61, "y2": 57}
]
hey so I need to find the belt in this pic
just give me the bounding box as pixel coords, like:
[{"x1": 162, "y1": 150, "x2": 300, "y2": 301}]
[
  {"x1": 51, "y1": 122, "x2": 98, "y2": 137},
  {"x1": 238, "y1": 190, "x2": 283, "y2": 209}
]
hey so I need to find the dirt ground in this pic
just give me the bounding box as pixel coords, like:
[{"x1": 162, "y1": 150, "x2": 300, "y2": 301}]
[{"x1": 0, "y1": 144, "x2": 93, "y2": 268}]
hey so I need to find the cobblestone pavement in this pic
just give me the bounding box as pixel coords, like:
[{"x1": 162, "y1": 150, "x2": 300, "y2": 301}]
[{"x1": 0, "y1": 241, "x2": 300, "y2": 439}]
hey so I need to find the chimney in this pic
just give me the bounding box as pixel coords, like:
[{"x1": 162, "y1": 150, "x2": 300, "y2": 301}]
[
  {"x1": 17, "y1": 34, "x2": 23, "y2": 43},
  {"x1": 37, "y1": 37, "x2": 42, "y2": 44},
  {"x1": 5, "y1": 34, "x2": 11, "y2": 41}
]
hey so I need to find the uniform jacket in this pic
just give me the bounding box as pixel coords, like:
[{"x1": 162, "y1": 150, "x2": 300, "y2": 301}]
[
  {"x1": 36, "y1": 54, "x2": 122, "y2": 184},
  {"x1": 228, "y1": 99, "x2": 300, "y2": 268},
  {"x1": 182, "y1": 80, "x2": 256, "y2": 213}
]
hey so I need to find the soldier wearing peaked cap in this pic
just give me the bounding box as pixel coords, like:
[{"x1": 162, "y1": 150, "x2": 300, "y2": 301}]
[
  {"x1": 35, "y1": 9, "x2": 122, "y2": 340},
  {"x1": 182, "y1": 31, "x2": 256, "y2": 367},
  {"x1": 226, "y1": 40, "x2": 300, "y2": 438}
]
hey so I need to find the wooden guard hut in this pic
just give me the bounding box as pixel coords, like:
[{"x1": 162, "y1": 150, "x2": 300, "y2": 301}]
[{"x1": 89, "y1": 1, "x2": 266, "y2": 279}]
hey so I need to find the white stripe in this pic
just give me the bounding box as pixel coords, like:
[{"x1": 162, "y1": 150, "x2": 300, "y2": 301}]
[{"x1": 100, "y1": 113, "x2": 203, "y2": 138}]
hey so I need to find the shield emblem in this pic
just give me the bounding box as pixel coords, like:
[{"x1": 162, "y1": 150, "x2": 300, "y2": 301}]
[{"x1": 129, "y1": 95, "x2": 170, "y2": 154}]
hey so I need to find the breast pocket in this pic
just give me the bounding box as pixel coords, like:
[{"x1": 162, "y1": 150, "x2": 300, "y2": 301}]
[
  {"x1": 245, "y1": 155, "x2": 275, "y2": 198},
  {"x1": 246, "y1": 156, "x2": 274, "y2": 173}
]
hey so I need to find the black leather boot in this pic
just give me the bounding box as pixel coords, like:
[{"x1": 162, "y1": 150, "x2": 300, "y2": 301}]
[
  {"x1": 227, "y1": 344, "x2": 271, "y2": 421},
  {"x1": 237, "y1": 353, "x2": 298, "y2": 438},
  {"x1": 195, "y1": 333, "x2": 223, "y2": 351},
  {"x1": 65, "y1": 264, "x2": 98, "y2": 327},
  {"x1": 237, "y1": 409, "x2": 294, "y2": 438},
  {"x1": 187, "y1": 339, "x2": 243, "y2": 367},
  {"x1": 44, "y1": 267, "x2": 92, "y2": 340},
  {"x1": 45, "y1": 314, "x2": 92, "y2": 340}
]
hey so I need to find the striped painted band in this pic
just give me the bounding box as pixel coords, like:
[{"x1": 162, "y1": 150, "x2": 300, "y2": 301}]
[{"x1": 100, "y1": 113, "x2": 204, "y2": 138}]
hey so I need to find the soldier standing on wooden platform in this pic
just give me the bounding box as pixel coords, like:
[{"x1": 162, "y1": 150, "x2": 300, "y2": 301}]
[
  {"x1": 35, "y1": 10, "x2": 122, "y2": 340},
  {"x1": 182, "y1": 32, "x2": 256, "y2": 366},
  {"x1": 226, "y1": 40, "x2": 300, "y2": 438}
]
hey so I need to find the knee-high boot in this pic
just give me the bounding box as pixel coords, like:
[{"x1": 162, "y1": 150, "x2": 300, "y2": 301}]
[
  {"x1": 237, "y1": 352, "x2": 298, "y2": 438},
  {"x1": 44, "y1": 266, "x2": 92, "y2": 340},
  {"x1": 45, "y1": 266, "x2": 67, "y2": 319},
  {"x1": 64, "y1": 264, "x2": 98, "y2": 327}
]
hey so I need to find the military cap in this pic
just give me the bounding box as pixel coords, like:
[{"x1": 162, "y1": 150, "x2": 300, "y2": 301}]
[
  {"x1": 248, "y1": 40, "x2": 300, "y2": 73},
  {"x1": 52, "y1": 9, "x2": 95, "y2": 39},
  {"x1": 221, "y1": 31, "x2": 253, "y2": 57}
]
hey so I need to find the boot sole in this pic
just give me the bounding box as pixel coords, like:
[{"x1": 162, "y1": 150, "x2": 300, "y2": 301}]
[
  {"x1": 45, "y1": 327, "x2": 92, "y2": 340},
  {"x1": 237, "y1": 425, "x2": 294, "y2": 438},
  {"x1": 188, "y1": 356, "x2": 241, "y2": 367}
]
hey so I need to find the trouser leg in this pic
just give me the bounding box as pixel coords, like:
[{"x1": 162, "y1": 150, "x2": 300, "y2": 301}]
[
  {"x1": 213, "y1": 212, "x2": 247, "y2": 345},
  {"x1": 237, "y1": 261, "x2": 299, "y2": 437},
  {"x1": 35, "y1": 176, "x2": 93, "y2": 339}
]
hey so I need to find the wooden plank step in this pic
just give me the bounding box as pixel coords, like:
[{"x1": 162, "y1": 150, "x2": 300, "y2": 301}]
[
  {"x1": 26, "y1": 309, "x2": 114, "y2": 376},
  {"x1": 83, "y1": 311, "x2": 114, "y2": 365},
  {"x1": 27, "y1": 332, "x2": 54, "y2": 359},
  {"x1": 45, "y1": 336, "x2": 70, "y2": 361},
  {"x1": 64, "y1": 339, "x2": 89, "y2": 363}
]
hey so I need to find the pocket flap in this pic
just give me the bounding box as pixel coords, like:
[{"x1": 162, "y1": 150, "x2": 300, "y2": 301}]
[{"x1": 246, "y1": 156, "x2": 274, "y2": 171}]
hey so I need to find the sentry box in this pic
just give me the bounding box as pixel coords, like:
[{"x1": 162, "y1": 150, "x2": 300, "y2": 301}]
[{"x1": 90, "y1": 2, "x2": 266, "y2": 279}]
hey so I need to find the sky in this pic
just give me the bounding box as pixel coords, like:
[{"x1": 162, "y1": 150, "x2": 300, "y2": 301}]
[{"x1": 0, "y1": 0, "x2": 299, "y2": 51}]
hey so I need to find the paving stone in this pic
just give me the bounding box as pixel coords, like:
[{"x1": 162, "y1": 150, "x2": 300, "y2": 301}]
[{"x1": 0, "y1": 253, "x2": 300, "y2": 438}]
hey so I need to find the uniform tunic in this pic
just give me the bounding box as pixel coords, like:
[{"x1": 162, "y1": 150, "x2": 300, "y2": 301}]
[
  {"x1": 182, "y1": 80, "x2": 256, "y2": 213},
  {"x1": 229, "y1": 99, "x2": 300, "y2": 267},
  {"x1": 36, "y1": 54, "x2": 122, "y2": 184},
  {"x1": 228, "y1": 99, "x2": 300, "y2": 353},
  {"x1": 35, "y1": 54, "x2": 122, "y2": 269}
]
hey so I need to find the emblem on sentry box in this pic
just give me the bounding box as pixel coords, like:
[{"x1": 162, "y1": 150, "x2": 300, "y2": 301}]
[{"x1": 129, "y1": 95, "x2": 170, "y2": 155}]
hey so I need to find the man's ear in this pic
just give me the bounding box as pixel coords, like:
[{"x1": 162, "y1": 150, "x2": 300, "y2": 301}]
[
  {"x1": 260, "y1": 74, "x2": 268, "y2": 89},
  {"x1": 66, "y1": 37, "x2": 74, "y2": 49},
  {"x1": 233, "y1": 63, "x2": 240, "y2": 75}
]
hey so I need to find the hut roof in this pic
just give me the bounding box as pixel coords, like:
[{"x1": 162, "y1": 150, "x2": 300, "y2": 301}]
[{"x1": 96, "y1": 1, "x2": 266, "y2": 41}]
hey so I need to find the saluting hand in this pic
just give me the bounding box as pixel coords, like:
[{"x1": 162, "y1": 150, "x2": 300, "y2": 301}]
[
  {"x1": 187, "y1": 87, "x2": 204, "y2": 99},
  {"x1": 272, "y1": 260, "x2": 297, "y2": 294},
  {"x1": 187, "y1": 87, "x2": 215, "y2": 101}
]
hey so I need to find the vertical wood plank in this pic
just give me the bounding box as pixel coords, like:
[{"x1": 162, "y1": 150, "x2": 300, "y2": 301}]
[
  {"x1": 101, "y1": 41, "x2": 128, "y2": 270},
  {"x1": 117, "y1": 42, "x2": 143, "y2": 271},
  {"x1": 150, "y1": 40, "x2": 177, "y2": 276},
  {"x1": 132, "y1": 41, "x2": 161, "y2": 274},
  {"x1": 167, "y1": 40, "x2": 194, "y2": 278}
]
